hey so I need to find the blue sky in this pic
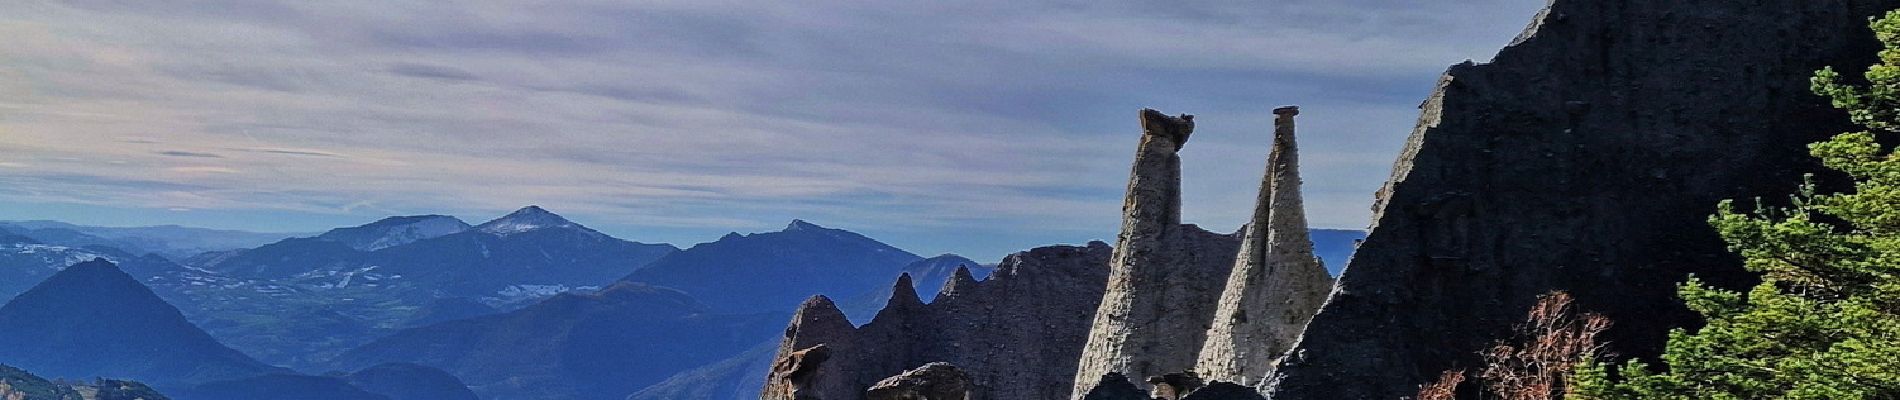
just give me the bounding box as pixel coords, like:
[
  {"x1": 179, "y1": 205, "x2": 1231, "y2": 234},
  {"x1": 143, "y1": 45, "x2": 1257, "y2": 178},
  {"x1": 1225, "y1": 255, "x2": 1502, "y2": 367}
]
[{"x1": 0, "y1": 0, "x2": 1549, "y2": 261}]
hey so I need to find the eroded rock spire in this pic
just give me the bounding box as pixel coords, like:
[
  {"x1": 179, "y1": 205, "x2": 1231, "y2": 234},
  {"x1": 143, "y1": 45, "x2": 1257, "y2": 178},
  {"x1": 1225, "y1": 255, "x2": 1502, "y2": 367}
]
[
  {"x1": 1192, "y1": 106, "x2": 1334, "y2": 386},
  {"x1": 762, "y1": 296, "x2": 856, "y2": 400},
  {"x1": 1073, "y1": 109, "x2": 1240, "y2": 397},
  {"x1": 938, "y1": 265, "x2": 979, "y2": 300}
]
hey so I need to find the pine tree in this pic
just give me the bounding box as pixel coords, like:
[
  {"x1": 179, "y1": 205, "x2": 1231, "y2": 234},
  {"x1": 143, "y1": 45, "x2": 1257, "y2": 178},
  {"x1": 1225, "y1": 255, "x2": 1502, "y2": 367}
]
[{"x1": 1571, "y1": 10, "x2": 1900, "y2": 400}]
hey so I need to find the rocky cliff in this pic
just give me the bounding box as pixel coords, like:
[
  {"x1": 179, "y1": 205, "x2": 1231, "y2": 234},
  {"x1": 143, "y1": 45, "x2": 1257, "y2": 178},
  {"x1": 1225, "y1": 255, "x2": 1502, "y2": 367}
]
[
  {"x1": 1192, "y1": 106, "x2": 1332, "y2": 386},
  {"x1": 1072, "y1": 110, "x2": 1242, "y2": 396},
  {"x1": 1264, "y1": 1, "x2": 1900, "y2": 399},
  {"x1": 762, "y1": 243, "x2": 1116, "y2": 400}
]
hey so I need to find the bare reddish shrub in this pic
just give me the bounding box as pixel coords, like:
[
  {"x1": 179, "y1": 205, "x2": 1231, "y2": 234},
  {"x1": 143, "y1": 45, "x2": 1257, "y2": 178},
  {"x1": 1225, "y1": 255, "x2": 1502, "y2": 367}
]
[
  {"x1": 1412, "y1": 291, "x2": 1610, "y2": 400},
  {"x1": 1414, "y1": 370, "x2": 1466, "y2": 400}
]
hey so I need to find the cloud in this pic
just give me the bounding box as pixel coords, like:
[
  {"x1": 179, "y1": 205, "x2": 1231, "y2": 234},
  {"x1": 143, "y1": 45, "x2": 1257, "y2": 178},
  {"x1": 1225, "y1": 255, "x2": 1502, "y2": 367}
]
[
  {"x1": 157, "y1": 150, "x2": 224, "y2": 158},
  {"x1": 385, "y1": 63, "x2": 481, "y2": 82},
  {"x1": 0, "y1": 0, "x2": 1551, "y2": 259}
]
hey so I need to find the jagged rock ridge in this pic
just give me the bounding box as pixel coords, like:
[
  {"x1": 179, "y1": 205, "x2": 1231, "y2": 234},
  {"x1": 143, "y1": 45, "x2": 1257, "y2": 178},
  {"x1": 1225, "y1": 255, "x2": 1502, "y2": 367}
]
[
  {"x1": 762, "y1": 242, "x2": 1119, "y2": 400},
  {"x1": 1264, "y1": 1, "x2": 1900, "y2": 399},
  {"x1": 1072, "y1": 109, "x2": 1242, "y2": 396},
  {"x1": 1192, "y1": 106, "x2": 1333, "y2": 386}
]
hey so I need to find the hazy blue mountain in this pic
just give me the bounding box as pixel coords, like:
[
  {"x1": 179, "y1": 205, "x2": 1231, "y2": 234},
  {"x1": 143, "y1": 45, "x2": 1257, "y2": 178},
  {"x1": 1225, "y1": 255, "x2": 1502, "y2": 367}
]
[
  {"x1": 398, "y1": 297, "x2": 500, "y2": 328},
  {"x1": 333, "y1": 282, "x2": 782, "y2": 400},
  {"x1": 315, "y1": 215, "x2": 470, "y2": 251},
  {"x1": 366, "y1": 206, "x2": 678, "y2": 300},
  {"x1": 624, "y1": 220, "x2": 922, "y2": 313},
  {"x1": 187, "y1": 237, "x2": 365, "y2": 280},
  {"x1": 197, "y1": 206, "x2": 677, "y2": 302},
  {"x1": 167, "y1": 207, "x2": 678, "y2": 370},
  {"x1": 625, "y1": 343, "x2": 775, "y2": 400},
  {"x1": 0, "y1": 259, "x2": 283, "y2": 386},
  {"x1": 0, "y1": 221, "x2": 296, "y2": 260},
  {"x1": 173, "y1": 375, "x2": 389, "y2": 400},
  {"x1": 337, "y1": 363, "x2": 479, "y2": 400}
]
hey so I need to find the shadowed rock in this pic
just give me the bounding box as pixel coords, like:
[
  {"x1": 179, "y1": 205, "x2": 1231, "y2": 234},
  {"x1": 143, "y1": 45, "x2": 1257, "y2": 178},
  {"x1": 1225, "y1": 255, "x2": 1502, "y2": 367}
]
[
  {"x1": 1079, "y1": 373, "x2": 1146, "y2": 400},
  {"x1": 1180, "y1": 382, "x2": 1265, "y2": 400},
  {"x1": 865, "y1": 363, "x2": 972, "y2": 400},
  {"x1": 1263, "y1": 1, "x2": 1900, "y2": 399},
  {"x1": 762, "y1": 243, "x2": 1119, "y2": 400},
  {"x1": 762, "y1": 297, "x2": 856, "y2": 400},
  {"x1": 1147, "y1": 372, "x2": 1203, "y2": 400},
  {"x1": 936, "y1": 266, "x2": 980, "y2": 300}
]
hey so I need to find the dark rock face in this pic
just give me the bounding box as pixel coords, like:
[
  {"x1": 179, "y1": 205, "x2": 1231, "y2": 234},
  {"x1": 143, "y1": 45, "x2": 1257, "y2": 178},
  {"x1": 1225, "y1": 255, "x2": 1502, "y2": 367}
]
[
  {"x1": 763, "y1": 243, "x2": 1117, "y2": 400},
  {"x1": 1265, "y1": 1, "x2": 1900, "y2": 399},
  {"x1": 864, "y1": 363, "x2": 972, "y2": 400},
  {"x1": 1178, "y1": 382, "x2": 1264, "y2": 400},
  {"x1": 1146, "y1": 372, "x2": 1202, "y2": 400},
  {"x1": 1078, "y1": 373, "x2": 1144, "y2": 400}
]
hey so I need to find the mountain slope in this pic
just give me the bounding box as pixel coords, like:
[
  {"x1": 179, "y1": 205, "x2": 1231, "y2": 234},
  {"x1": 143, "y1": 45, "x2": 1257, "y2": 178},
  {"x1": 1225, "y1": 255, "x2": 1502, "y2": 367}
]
[
  {"x1": 172, "y1": 207, "x2": 677, "y2": 369},
  {"x1": 625, "y1": 343, "x2": 776, "y2": 400},
  {"x1": 173, "y1": 375, "x2": 389, "y2": 400},
  {"x1": 197, "y1": 206, "x2": 677, "y2": 301},
  {"x1": 339, "y1": 363, "x2": 479, "y2": 400},
  {"x1": 333, "y1": 282, "x2": 782, "y2": 400},
  {"x1": 624, "y1": 220, "x2": 922, "y2": 313},
  {"x1": 368, "y1": 207, "x2": 677, "y2": 298},
  {"x1": 0, "y1": 259, "x2": 281, "y2": 386},
  {"x1": 315, "y1": 216, "x2": 469, "y2": 251}
]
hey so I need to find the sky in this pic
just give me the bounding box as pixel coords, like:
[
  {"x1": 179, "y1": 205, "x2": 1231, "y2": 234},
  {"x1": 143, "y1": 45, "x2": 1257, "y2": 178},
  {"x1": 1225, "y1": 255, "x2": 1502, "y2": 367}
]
[{"x1": 0, "y1": 0, "x2": 1550, "y2": 261}]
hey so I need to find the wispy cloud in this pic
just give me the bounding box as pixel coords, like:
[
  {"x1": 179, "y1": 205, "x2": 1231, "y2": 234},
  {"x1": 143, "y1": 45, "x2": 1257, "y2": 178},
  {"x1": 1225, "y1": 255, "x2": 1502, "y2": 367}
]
[
  {"x1": 157, "y1": 150, "x2": 224, "y2": 158},
  {"x1": 0, "y1": 0, "x2": 1549, "y2": 259}
]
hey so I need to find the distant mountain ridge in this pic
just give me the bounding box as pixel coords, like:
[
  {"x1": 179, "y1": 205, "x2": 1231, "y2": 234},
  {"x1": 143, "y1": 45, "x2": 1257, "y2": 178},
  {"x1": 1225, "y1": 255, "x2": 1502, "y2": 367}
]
[
  {"x1": 168, "y1": 206, "x2": 677, "y2": 370},
  {"x1": 334, "y1": 282, "x2": 783, "y2": 400},
  {"x1": 625, "y1": 220, "x2": 923, "y2": 313},
  {"x1": 0, "y1": 259, "x2": 282, "y2": 386},
  {"x1": 0, "y1": 221, "x2": 297, "y2": 260},
  {"x1": 315, "y1": 215, "x2": 470, "y2": 251},
  {"x1": 196, "y1": 206, "x2": 677, "y2": 299}
]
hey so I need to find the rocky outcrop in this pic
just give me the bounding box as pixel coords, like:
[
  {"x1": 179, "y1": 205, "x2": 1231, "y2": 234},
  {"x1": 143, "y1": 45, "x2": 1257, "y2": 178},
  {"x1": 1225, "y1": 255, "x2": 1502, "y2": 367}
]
[
  {"x1": 763, "y1": 296, "x2": 857, "y2": 400},
  {"x1": 1263, "y1": 1, "x2": 1900, "y2": 399},
  {"x1": 761, "y1": 243, "x2": 1118, "y2": 400},
  {"x1": 1192, "y1": 106, "x2": 1333, "y2": 386},
  {"x1": 864, "y1": 363, "x2": 972, "y2": 400},
  {"x1": 1077, "y1": 373, "x2": 1144, "y2": 400},
  {"x1": 1178, "y1": 383, "x2": 1264, "y2": 400},
  {"x1": 1073, "y1": 110, "x2": 1243, "y2": 396},
  {"x1": 1146, "y1": 372, "x2": 1203, "y2": 400}
]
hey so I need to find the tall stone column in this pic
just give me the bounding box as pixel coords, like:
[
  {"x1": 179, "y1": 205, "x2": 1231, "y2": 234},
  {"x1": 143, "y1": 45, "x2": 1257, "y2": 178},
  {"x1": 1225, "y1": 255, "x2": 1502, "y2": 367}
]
[
  {"x1": 1192, "y1": 106, "x2": 1334, "y2": 386},
  {"x1": 1072, "y1": 109, "x2": 1205, "y2": 397}
]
